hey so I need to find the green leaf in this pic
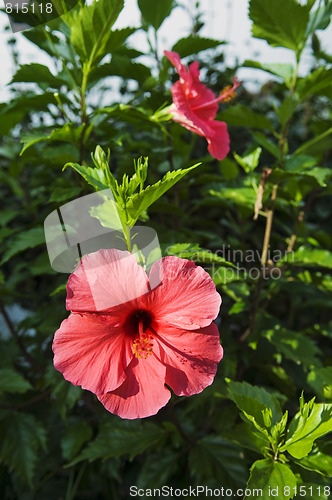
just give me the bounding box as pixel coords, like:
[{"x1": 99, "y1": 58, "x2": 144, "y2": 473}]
[
  {"x1": 243, "y1": 60, "x2": 294, "y2": 84},
  {"x1": 227, "y1": 380, "x2": 282, "y2": 429},
  {"x1": 284, "y1": 155, "x2": 317, "y2": 172},
  {"x1": 0, "y1": 109, "x2": 24, "y2": 135},
  {"x1": 294, "y1": 127, "x2": 332, "y2": 157},
  {"x1": 307, "y1": 367, "x2": 332, "y2": 401},
  {"x1": 296, "y1": 67, "x2": 332, "y2": 100},
  {"x1": 52, "y1": 380, "x2": 82, "y2": 420},
  {"x1": 50, "y1": 282, "x2": 67, "y2": 297},
  {"x1": 245, "y1": 459, "x2": 297, "y2": 499},
  {"x1": 3, "y1": 91, "x2": 60, "y2": 116},
  {"x1": 189, "y1": 436, "x2": 248, "y2": 486},
  {"x1": 277, "y1": 95, "x2": 299, "y2": 127},
  {"x1": 21, "y1": 124, "x2": 86, "y2": 155},
  {"x1": 49, "y1": 186, "x2": 82, "y2": 203},
  {"x1": 90, "y1": 56, "x2": 150, "y2": 85},
  {"x1": 0, "y1": 412, "x2": 46, "y2": 486},
  {"x1": 272, "y1": 163, "x2": 332, "y2": 187},
  {"x1": 306, "y1": 3, "x2": 332, "y2": 35},
  {"x1": 166, "y1": 242, "x2": 236, "y2": 268},
  {"x1": 1, "y1": 227, "x2": 45, "y2": 265},
  {"x1": 210, "y1": 266, "x2": 246, "y2": 287},
  {"x1": 172, "y1": 35, "x2": 224, "y2": 58},
  {"x1": 282, "y1": 246, "x2": 332, "y2": 269},
  {"x1": 295, "y1": 444, "x2": 332, "y2": 477},
  {"x1": 249, "y1": 0, "x2": 310, "y2": 53},
  {"x1": 280, "y1": 397, "x2": 332, "y2": 459},
  {"x1": 20, "y1": 133, "x2": 49, "y2": 155},
  {"x1": 227, "y1": 422, "x2": 270, "y2": 454},
  {"x1": 61, "y1": 420, "x2": 93, "y2": 461},
  {"x1": 90, "y1": 198, "x2": 126, "y2": 232},
  {"x1": 221, "y1": 104, "x2": 274, "y2": 131},
  {"x1": 0, "y1": 170, "x2": 24, "y2": 199},
  {"x1": 302, "y1": 167, "x2": 332, "y2": 187},
  {"x1": 234, "y1": 147, "x2": 262, "y2": 173},
  {"x1": 137, "y1": 450, "x2": 179, "y2": 488},
  {"x1": 210, "y1": 186, "x2": 257, "y2": 209},
  {"x1": 220, "y1": 158, "x2": 240, "y2": 180},
  {"x1": 126, "y1": 164, "x2": 200, "y2": 224},
  {"x1": 264, "y1": 328, "x2": 321, "y2": 369},
  {"x1": 96, "y1": 103, "x2": 169, "y2": 127},
  {"x1": 94, "y1": 27, "x2": 135, "y2": 63},
  {"x1": 138, "y1": 0, "x2": 174, "y2": 30},
  {"x1": 67, "y1": 419, "x2": 165, "y2": 465},
  {"x1": 0, "y1": 368, "x2": 32, "y2": 395},
  {"x1": 64, "y1": 163, "x2": 109, "y2": 191},
  {"x1": 30, "y1": 252, "x2": 55, "y2": 276},
  {"x1": 252, "y1": 131, "x2": 280, "y2": 159},
  {"x1": 0, "y1": 227, "x2": 15, "y2": 244},
  {"x1": 70, "y1": 0, "x2": 126, "y2": 64},
  {"x1": 10, "y1": 63, "x2": 67, "y2": 88},
  {"x1": 24, "y1": 28, "x2": 72, "y2": 61}
]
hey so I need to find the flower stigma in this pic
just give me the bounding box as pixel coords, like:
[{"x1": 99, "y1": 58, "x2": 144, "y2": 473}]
[
  {"x1": 132, "y1": 311, "x2": 153, "y2": 359},
  {"x1": 191, "y1": 77, "x2": 240, "y2": 111}
]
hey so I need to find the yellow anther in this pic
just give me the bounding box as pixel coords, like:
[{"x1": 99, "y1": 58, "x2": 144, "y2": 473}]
[
  {"x1": 133, "y1": 335, "x2": 153, "y2": 359},
  {"x1": 219, "y1": 85, "x2": 236, "y2": 102}
]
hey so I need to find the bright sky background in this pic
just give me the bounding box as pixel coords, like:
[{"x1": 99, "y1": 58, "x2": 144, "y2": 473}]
[{"x1": 0, "y1": 0, "x2": 331, "y2": 100}]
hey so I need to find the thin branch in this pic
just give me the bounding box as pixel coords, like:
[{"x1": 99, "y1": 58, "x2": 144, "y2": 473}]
[
  {"x1": 287, "y1": 189, "x2": 317, "y2": 253},
  {"x1": 261, "y1": 184, "x2": 278, "y2": 267},
  {"x1": 253, "y1": 168, "x2": 271, "y2": 220},
  {"x1": 167, "y1": 402, "x2": 195, "y2": 447},
  {"x1": 0, "y1": 301, "x2": 44, "y2": 372},
  {"x1": 0, "y1": 388, "x2": 52, "y2": 411},
  {"x1": 241, "y1": 184, "x2": 278, "y2": 342}
]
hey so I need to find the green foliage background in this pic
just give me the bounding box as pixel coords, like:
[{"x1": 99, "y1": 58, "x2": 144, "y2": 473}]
[{"x1": 0, "y1": 0, "x2": 332, "y2": 498}]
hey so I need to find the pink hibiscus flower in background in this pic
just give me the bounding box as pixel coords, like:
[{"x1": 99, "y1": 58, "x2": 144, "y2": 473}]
[
  {"x1": 164, "y1": 50, "x2": 240, "y2": 161},
  {"x1": 53, "y1": 249, "x2": 222, "y2": 419}
]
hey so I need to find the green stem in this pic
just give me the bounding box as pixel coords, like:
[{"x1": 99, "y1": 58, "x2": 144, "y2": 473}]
[
  {"x1": 78, "y1": 63, "x2": 91, "y2": 162},
  {"x1": 124, "y1": 223, "x2": 132, "y2": 252},
  {"x1": 289, "y1": 57, "x2": 299, "y2": 95},
  {"x1": 80, "y1": 62, "x2": 91, "y2": 123},
  {"x1": 67, "y1": 462, "x2": 87, "y2": 500},
  {"x1": 42, "y1": 27, "x2": 80, "y2": 95},
  {"x1": 54, "y1": 92, "x2": 69, "y2": 122},
  {"x1": 278, "y1": 57, "x2": 300, "y2": 160}
]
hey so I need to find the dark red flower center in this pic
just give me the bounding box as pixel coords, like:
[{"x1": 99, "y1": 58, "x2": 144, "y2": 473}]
[{"x1": 127, "y1": 310, "x2": 154, "y2": 359}]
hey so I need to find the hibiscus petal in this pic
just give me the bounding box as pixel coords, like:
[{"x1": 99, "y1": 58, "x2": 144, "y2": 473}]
[
  {"x1": 66, "y1": 248, "x2": 150, "y2": 312},
  {"x1": 153, "y1": 322, "x2": 223, "y2": 396},
  {"x1": 165, "y1": 52, "x2": 217, "y2": 121},
  {"x1": 206, "y1": 120, "x2": 230, "y2": 161},
  {"x1": 187, "y1": 61, "x2": 218, "y2": 120},
  {"x1": 53, "y1": 312, "x2": 134, "y2": 394},
  {"x1": 169, "y1": 100, "x2": 205, "y2": 137},
  {"x1": 98, "y1": 355, "x2": 170, "y2": 419},
  {"x1": 170, "y1": 81, "x2": 229, "y2": 160},
  {"x1": 170, "y1": 81, "x2": 215, "y2": 133},
  {"x1": 146, "y1": 256, "x2": 221, "y2": 329},
  {"x1": 164, "y1": 50, "x2": 188, "y2": 81}
]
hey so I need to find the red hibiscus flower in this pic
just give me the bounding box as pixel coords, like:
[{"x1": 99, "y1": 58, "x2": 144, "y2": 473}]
[
  {"x1": 53, "y1": 249, "x2": 222, "y2": 419},
  {"x1": 164, "y1": 50, "x2": 240, "y2": 161}
]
